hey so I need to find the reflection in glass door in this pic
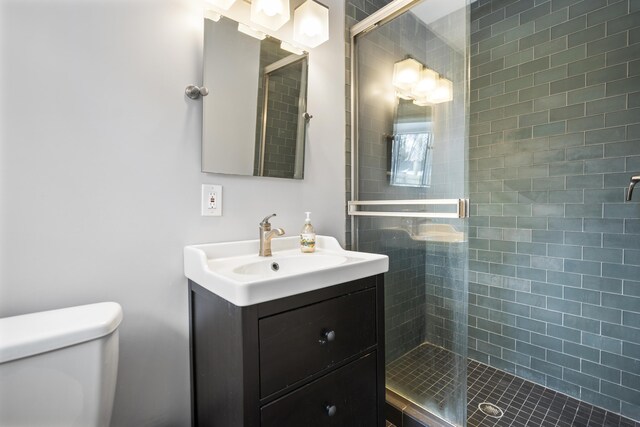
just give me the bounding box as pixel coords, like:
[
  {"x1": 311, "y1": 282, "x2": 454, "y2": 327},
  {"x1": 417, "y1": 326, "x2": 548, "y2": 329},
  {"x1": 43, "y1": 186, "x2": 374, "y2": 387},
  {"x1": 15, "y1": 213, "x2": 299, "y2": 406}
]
[{"x1": 350, "y1": 0, "x2": 469, "y2": 425}]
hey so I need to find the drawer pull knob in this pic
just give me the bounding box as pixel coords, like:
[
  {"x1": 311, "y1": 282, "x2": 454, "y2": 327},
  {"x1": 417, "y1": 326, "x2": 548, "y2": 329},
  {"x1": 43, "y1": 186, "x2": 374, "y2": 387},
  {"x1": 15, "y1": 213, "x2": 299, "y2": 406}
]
[
  {"x1": 325, "y1": 404, "x2": 337, "y2": 417},
  {"x1": 319, "y1": 329, "x2": 336, "y2": 344}
]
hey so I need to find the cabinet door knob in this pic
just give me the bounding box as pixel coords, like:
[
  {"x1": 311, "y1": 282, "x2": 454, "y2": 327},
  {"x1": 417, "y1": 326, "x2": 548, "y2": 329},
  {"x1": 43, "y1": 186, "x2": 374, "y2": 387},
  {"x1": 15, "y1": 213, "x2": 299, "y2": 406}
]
[
  {"x1": 319, "y1": 329, "x2": 336, "y2": 344},
  {"x1": 325, "y1": 404, "x2": 337, "y2": 417}
]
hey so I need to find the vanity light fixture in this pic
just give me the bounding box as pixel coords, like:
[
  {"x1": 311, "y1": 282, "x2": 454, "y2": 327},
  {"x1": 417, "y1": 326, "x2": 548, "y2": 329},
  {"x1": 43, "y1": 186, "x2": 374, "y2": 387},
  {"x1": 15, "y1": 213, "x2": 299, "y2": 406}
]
[
  {"x1": 392, "y1": 58, "x2": 453, "y2": 105},
  {"x1": 205, "y1": 0, "x2": 237, "y2": 11},
  {"x1": 251, "y1": 0, "x2": 290, "y2": 31},
  {"x1": 293, "y1": 0, "x2": 329, "y2": 48},
  {"x1": 205, "y1": 0, "x2": 330, "y2": 48},
  {"x1": 237, "y1": 22, "x2": 267, "y2": 40},
  {"x1": 280, "y1": 41, "x2": 305, "y2": 55}
]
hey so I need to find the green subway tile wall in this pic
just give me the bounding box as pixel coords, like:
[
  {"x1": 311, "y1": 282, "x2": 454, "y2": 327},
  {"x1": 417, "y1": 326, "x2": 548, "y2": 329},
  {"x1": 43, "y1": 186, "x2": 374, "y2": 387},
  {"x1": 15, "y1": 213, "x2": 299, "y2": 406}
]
[{"x1": 470, "y1": 0, "x2": 640, "y2": 421}]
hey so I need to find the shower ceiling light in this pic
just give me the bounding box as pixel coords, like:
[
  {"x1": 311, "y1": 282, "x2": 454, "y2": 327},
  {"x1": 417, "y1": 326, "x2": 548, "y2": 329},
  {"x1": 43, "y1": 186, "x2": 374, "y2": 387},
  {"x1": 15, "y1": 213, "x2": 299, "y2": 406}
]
[
  {"x1": 251, "y1": 0, "x2": 290, "y2": 31},
  {"x1": 237, "y1": 23, "x2": 267, "y2": 40},
  {"x1": 205, "y1": 0, "x2": 237, "y2": 11},
  {"x1": 392, "y1": 58, "x2": 422, "y2": 91},
  {"x1": 293, "y1": 0, "x2": 329, "y2": 48}
]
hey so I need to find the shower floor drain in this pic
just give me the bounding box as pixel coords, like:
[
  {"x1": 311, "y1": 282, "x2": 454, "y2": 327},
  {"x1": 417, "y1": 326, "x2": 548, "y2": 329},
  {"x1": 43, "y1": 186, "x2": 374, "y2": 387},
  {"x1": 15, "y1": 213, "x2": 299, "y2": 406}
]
[{"x1": 478, "y1": 402, "x2": 504, "y2": 418}]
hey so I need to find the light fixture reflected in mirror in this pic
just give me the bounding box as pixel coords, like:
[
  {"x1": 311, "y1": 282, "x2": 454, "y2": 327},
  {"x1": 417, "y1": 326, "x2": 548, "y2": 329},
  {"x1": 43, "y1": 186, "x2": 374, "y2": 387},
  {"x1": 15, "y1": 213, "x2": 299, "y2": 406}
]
[
  {"x1": 293, "y1": 0, "x2": 329, "y2": 48},
  {"x1": 429, "y1": 78, "x2": 453, "y2": 103},
  {"x1": 411, "y1": 67, "x2": 438, "y2": 98},
  {"x1": 392, "y1": 58, "x2": 422, "y2": 92},
  {"x1": 392, "y1": 58, "x2": 453, "y2": 105},
  {"x1": 251, "y1": 0, "x2": 290, "y2": 30}
]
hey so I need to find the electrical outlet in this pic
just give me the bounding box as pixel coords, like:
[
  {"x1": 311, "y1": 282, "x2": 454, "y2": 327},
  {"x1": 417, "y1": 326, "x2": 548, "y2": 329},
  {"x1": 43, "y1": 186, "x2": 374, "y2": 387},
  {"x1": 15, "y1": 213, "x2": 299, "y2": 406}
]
[{"x1": 201, "y1": 184, "x2": 222, "y2": 216}]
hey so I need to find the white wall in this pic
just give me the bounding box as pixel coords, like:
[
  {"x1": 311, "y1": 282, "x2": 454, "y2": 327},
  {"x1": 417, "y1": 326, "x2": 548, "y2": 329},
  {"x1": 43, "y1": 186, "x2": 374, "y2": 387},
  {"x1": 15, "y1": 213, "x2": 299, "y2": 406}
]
[{"x1": 0, "y1": 0, "x2": 345, "y2": 425}]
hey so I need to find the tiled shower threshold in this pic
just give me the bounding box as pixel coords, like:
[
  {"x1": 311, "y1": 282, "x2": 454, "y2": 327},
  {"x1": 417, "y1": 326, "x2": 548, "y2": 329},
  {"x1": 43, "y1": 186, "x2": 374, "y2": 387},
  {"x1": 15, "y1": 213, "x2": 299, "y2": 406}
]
[{"x1": 385, "y1": 343, "x2": 640, "y2": 427}]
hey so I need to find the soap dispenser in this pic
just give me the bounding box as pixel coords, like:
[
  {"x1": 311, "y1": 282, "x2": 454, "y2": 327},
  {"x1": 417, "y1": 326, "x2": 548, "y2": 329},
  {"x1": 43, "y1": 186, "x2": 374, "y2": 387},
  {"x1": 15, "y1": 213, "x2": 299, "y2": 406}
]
[{"x1": 300, "y1": 212, "x2": 316, "y2": 253}]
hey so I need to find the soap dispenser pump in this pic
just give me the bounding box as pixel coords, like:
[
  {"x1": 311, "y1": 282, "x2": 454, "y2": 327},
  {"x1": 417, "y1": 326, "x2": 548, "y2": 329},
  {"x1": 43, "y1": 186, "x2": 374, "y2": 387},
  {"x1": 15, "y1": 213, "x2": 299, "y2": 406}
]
[{"x1": 300, "y1": 212, "x2": 316, "y2": 253}]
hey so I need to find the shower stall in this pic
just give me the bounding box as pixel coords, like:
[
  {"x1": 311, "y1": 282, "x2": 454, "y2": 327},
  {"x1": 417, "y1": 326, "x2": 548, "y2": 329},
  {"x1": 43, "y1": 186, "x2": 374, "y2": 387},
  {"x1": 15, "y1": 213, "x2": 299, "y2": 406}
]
[
  {"x1": 350, "y1": 0, "x2": 470, "y2": 425},
  {"x1": 350, "y1": 0, "x2": 640, "y2": 426}
]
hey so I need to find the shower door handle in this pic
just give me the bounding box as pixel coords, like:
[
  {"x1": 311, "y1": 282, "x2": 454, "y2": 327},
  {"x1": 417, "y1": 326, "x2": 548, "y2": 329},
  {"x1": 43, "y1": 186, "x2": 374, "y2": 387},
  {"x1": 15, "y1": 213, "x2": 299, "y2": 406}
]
[{"x1": 348, "y1": 199, "x2": 469, "y2": 218}]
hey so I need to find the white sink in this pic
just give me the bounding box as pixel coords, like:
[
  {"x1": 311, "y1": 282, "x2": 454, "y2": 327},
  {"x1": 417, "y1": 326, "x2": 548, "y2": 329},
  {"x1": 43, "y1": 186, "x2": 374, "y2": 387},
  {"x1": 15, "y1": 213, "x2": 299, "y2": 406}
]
[
  {"x1": 230, "y1": 253, "x2": 348, "y2": 276},
  {"x1": 184, "y1": 236, "x2": 389, "y2": 306}
]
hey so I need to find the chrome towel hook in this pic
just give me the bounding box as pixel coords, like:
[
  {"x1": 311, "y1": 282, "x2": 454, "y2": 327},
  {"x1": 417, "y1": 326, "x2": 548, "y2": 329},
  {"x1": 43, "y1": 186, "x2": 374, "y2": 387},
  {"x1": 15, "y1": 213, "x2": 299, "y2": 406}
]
[{"x1": 185, "y1": 85, "x2": 209, "y2": 99}]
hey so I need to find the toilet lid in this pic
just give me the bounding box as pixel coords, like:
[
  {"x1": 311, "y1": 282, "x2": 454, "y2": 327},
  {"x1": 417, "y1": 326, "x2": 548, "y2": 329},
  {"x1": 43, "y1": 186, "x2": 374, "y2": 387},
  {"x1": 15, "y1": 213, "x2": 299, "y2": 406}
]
[{"x1": 0, "y1": 302, "x2": 123, "y2": 364}]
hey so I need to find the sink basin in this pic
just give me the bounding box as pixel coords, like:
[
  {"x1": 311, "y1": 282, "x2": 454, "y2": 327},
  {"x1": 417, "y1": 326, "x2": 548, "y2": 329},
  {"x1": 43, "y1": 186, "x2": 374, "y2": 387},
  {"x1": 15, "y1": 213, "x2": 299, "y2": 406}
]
[
  {"x1": 230, "y1": 253, "x2": 348, "y2": 276},
  {"x1": 184, "y1": 236, "x2": 388, "y2": 306}
]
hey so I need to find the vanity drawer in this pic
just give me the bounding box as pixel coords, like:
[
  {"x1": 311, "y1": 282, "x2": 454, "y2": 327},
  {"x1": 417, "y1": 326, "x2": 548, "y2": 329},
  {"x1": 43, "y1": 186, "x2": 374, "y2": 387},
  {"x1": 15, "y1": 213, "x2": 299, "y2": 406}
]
[
  {"x1": 259, "y1": 288, "x2": 377, "y2": 397},
  {"x1": 260, "y1": 352, "x2": 378, "y2": 427}
]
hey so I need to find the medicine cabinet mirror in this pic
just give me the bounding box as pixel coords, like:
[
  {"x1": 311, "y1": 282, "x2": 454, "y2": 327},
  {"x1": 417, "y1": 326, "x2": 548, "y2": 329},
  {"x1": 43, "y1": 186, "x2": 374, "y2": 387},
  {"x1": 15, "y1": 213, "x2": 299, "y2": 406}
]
[{"x1": 202, "y1": 15, "x2": 309, "y2": 179}]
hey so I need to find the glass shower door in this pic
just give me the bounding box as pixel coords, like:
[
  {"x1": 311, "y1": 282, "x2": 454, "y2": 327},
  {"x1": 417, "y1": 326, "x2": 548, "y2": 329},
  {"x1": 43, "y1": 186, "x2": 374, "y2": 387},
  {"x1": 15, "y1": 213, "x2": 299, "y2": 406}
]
[{"x1": 350, "y1": 0, "x2": 469, "y2": 425}]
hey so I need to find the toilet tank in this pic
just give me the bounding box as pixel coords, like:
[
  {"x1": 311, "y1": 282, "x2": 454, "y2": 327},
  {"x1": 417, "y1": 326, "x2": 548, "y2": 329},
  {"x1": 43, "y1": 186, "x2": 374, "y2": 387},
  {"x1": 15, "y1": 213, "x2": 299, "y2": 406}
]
[{"x1": 0, "y1": 302, "x2": 123, "y2": 427}]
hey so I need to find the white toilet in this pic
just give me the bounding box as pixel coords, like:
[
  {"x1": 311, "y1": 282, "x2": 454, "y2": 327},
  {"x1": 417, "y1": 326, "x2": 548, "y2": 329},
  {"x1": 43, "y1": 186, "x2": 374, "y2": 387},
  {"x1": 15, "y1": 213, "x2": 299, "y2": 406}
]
[{"x1": 0, "y1": 302, "x2": 123, "y2": 427}]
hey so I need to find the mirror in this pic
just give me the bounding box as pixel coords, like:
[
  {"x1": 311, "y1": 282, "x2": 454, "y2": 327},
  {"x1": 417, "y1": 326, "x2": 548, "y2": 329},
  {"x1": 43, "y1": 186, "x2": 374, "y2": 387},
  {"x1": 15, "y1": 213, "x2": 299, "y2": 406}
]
[{"x1": 202, "y1": 15, "x2": 309, "y2": 179}]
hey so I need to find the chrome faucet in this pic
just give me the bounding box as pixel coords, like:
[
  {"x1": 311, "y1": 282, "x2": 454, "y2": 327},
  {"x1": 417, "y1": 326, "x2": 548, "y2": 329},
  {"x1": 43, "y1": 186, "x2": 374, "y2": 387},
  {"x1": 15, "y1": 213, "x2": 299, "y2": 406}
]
[{"x1": 259, "y1": 214, "x2": 285, "y2": 257}]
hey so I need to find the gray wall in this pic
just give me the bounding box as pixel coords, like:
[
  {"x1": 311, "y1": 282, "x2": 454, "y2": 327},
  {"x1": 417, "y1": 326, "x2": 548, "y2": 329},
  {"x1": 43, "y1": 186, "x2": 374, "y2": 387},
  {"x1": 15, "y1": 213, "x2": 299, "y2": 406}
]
[
  {"x1": 469, "y1": 0, "x2": 640, "y2": 420},
  {"x1": 0, "y1": 0, "x2": 345, "y2": 424}
]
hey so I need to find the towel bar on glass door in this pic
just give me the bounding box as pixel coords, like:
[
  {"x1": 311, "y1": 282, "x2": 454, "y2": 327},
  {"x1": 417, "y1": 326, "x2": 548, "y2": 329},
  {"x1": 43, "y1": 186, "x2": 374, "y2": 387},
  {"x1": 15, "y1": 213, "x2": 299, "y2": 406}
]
[{"x1": 348, "y1": 199, "x2": 469, "y2": 219}]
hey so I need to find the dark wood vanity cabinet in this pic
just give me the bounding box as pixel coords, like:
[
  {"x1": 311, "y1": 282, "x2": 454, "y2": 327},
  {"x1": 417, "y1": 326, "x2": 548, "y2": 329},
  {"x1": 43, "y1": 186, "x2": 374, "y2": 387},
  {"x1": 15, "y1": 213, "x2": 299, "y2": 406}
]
[{"x1": 188, "y1": 274, "x2": 385, "y2": 427}]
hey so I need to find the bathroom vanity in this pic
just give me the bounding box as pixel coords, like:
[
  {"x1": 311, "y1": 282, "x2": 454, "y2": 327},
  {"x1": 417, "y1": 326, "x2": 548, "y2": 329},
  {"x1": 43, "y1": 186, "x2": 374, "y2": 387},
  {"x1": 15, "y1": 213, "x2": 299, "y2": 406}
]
[
  {"x1": 188, "y1": 274, "x2": 384, "y2": 426},
  {"x1": 184, "y1": 236, "x2": 388, "y2": 426}
]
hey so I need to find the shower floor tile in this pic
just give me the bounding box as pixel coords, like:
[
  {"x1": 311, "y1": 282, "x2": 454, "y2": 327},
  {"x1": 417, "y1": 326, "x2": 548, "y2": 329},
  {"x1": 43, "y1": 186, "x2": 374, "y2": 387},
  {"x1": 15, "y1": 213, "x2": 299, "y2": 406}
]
[{"x1": 386, "y1": 343, "x2": 640, "y2": 427}]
